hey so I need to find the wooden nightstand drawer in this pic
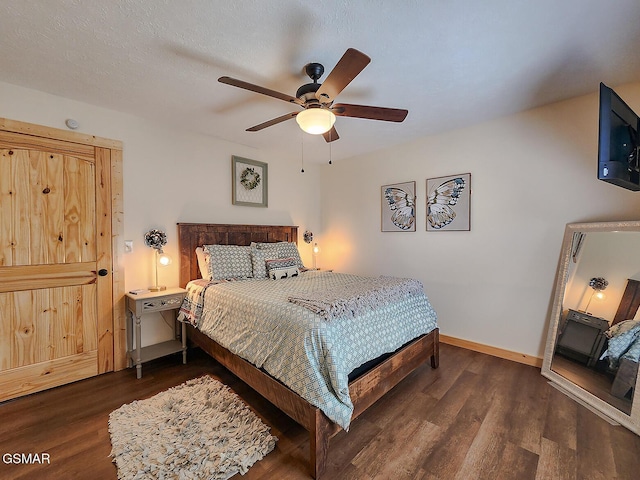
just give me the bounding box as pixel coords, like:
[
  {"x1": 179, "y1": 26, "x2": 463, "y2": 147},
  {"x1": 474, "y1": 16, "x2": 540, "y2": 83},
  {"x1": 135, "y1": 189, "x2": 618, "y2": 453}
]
[{"x1": 139, "y1": 293, "x2": 185, "y2": 313}]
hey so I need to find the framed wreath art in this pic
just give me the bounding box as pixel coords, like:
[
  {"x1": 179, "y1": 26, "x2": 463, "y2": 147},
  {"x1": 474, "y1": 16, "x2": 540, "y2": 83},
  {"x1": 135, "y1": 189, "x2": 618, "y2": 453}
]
[{"x1": 232, "y1": 156, "x2": 268, "y2": 207}]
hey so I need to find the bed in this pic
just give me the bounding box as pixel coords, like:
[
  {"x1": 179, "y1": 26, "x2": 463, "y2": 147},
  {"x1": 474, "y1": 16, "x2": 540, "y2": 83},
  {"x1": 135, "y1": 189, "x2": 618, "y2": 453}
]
[
  {"x1": 177, "y1": 222, "x2": 439, "y2": 479},
  {"x1": 603, "y1": 279, "x2": 640, "y2": 399}
]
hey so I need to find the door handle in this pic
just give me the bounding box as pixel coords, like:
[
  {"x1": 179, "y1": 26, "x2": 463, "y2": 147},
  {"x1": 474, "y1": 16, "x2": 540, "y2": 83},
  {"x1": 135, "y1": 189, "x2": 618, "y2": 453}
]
[{"x1": 98, "y1": 269, "x2": 109, "y2": 276}]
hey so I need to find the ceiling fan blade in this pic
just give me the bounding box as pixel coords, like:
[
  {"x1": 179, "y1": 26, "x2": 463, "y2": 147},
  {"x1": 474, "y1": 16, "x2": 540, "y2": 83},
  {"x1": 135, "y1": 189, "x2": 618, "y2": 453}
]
[
  {"x1": 323, "y1": 126, "x2": 339, "y2": 143},
  {"x1": 219, "y1": 76, "x2": 303, "y2": 105},
  {"x1": 315, "y1": 48, "x2": 371, "y2": 104},
  {"x1": 246, "y1": 112, "x2": 299, "y2": 132},
  {"x1": 331, "y1": 103, "x2": 408, "y2": 122}
]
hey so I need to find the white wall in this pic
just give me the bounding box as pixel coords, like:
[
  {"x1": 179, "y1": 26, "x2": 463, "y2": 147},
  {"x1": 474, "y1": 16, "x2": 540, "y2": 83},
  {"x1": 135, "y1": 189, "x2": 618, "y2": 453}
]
[
  {"x1": 0, "y1": 81, "x2": 323, "y2": 346},
  {"x1": 5, "y1": 79, "x2": 640, "y2": 358},
  {"x1": 319, "y1": 83, "x2": 640, "y2": 358}
]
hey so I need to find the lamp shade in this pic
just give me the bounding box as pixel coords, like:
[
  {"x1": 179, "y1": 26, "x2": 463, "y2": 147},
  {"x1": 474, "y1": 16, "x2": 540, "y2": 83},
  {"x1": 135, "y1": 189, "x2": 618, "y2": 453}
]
[
  {"x1": 296, "y1": 108, "x2": 336, "y2": 135},
  {"x1": 158, "y1": 250, "x2": 172, "y2": 266}
]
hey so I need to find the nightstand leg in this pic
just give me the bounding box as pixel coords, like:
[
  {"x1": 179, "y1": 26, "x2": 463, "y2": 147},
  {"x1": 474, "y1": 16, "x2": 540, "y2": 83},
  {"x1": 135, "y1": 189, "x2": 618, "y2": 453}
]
[
  {"x1": 126, "y1": 311, "x2": 134, "y2": 368},
  {"x1": 135, "y1": 314, "x2": 142, "y2": 379},
  {"x1": 181, "y1": 321, "x2": 187, "y2": 364}
]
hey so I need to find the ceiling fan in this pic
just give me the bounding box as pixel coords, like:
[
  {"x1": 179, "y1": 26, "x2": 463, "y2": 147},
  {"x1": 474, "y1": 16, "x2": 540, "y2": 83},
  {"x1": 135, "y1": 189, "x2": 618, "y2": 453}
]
[{"x1": 218, "y1": 48, "x2": 408, "y2": 143}]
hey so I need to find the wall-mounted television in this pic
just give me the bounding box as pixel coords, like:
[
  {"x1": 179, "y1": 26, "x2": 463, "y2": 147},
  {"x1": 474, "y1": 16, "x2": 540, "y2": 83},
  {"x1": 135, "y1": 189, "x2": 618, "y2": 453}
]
[{"x1": 598, "y1": 82, "x2": 640, "y2": 191}]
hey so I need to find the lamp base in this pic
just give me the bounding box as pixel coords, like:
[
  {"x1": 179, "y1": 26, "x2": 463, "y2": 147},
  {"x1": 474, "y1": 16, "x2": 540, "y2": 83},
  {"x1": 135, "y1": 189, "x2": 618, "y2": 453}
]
[{"x1": 149, "y1": 285, "x2": 167, "y2": 292}]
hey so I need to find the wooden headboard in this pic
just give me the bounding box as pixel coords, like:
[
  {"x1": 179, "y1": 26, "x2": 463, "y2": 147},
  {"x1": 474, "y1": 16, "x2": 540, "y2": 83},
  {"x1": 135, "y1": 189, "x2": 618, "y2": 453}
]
[
  {"x1": 613, "y1": 278, "x2": 640, "y2": 325},
  {"x1": 177, "y1": 223, "x2": 298, "y2": 288}
]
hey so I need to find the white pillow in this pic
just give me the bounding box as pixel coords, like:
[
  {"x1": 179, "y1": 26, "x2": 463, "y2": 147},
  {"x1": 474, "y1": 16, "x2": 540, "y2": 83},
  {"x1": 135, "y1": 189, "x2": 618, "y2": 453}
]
[
  {"x1": 606, "y1": 319, "x2": 640, "y2": 338},
  {"x1": 265, "y1": 257, "x2": 299, "y2": 280},
  {"x1": 195, "y1": 247, "x2": 211, "y2": 280}
]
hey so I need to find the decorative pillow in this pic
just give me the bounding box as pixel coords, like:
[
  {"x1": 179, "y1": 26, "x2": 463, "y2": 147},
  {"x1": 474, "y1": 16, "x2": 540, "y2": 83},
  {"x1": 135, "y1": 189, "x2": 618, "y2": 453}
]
[
  {"x1": 606, "y1": 319, "x2": 640, "y2": 338},
  {"x1": 276, "y1": 242, "x2": 305, "y2": 269},
  {"x1": 265, "y1": 257, "x2": 299, "y2": 280},
  {"x1": 195, "y1": 247, "x2": 211, "y2": 280},
  {"x1": 250, "y1": 242, "x2": 280, "y2": 278},
  {"x1": 204, "y1": 244, "x2": 253, "y2": 280}
]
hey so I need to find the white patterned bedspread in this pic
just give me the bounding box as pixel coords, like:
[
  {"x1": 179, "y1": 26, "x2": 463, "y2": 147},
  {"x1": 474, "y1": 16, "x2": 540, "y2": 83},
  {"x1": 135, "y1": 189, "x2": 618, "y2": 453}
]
[
  {"x1": 180, "y1": 270, "x2": 438, "y2": 430},
  {"x1": 602, "y1": 322, "x2": 640, "y2": 368}
]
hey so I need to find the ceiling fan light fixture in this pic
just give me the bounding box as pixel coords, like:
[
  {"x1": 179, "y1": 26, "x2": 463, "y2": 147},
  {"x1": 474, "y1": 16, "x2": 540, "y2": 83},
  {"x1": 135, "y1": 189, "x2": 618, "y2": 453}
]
[{"x1": 296, "y1": 108, "x2": 336, "y2": 135}]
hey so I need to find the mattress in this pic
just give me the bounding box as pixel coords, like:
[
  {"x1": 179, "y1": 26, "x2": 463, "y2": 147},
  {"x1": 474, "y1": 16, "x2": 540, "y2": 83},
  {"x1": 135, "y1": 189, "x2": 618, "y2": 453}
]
[{"x1": 180, "y1": 270, "x2": 438, "y2": 429}]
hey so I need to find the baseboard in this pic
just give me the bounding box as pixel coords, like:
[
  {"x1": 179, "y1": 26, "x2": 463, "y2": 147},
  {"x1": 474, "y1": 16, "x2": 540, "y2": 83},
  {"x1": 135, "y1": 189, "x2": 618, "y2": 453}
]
[{"x1": 440, "y1": 334, "x2": 543, "y2": 368}]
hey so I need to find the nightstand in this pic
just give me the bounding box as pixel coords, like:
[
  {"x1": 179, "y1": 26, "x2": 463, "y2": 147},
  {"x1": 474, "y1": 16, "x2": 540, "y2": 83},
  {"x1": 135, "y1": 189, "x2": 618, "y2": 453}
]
[
  {"x1": 556, "y1": 309, "x2": 609, "y2": 367},
  {"x1": 125, "y1": 287, "x2": 187, "y2": 379}
]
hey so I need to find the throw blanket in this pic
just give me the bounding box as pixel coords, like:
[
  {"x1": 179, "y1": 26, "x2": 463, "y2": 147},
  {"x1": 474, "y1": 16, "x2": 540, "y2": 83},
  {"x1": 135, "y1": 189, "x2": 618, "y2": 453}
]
[
  {"x1": 179, "y1": 278, "x2": 232, "y2": 325},
  {"x1": 179, "y1": 279, "x2": 214, "y2": 325},
  {"x1": 288, "y1": 275, "x2": 424, "y2": 320}
]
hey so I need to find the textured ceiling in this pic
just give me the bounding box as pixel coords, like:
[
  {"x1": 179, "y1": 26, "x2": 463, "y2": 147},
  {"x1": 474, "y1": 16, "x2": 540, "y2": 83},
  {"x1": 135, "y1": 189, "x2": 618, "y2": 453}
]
[{"x1": 2, "y1": 0, "x2": 640, "y2": 163}]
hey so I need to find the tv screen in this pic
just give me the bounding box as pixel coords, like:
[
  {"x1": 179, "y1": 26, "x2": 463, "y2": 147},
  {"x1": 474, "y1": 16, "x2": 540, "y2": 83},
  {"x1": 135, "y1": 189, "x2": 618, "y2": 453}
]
[{"x1": 598, "y1": 83, "x2": 640, "y2": 191}]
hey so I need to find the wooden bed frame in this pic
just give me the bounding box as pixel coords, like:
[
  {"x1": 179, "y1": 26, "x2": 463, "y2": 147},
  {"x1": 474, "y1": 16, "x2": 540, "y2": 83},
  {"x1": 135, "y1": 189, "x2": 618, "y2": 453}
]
[{"x1": 177, "y1": 223, "x2": 439, "y2": 479}]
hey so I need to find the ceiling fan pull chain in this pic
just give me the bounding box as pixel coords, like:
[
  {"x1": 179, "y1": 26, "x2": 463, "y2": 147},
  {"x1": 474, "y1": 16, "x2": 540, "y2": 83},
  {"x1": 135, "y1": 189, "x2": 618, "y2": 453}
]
[
  {"x1": 300, "y1": 132, "x2": 305, "y2": 173},
  {"x1": 329, "y1": 134, "x2": 332, "y2": 165}
]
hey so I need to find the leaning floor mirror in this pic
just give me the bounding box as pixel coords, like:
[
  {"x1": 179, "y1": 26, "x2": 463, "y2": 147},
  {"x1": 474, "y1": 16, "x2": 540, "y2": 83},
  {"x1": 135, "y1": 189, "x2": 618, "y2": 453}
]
[{"x1": 542, "y1": 221, "x2": 640, "y2": 434}]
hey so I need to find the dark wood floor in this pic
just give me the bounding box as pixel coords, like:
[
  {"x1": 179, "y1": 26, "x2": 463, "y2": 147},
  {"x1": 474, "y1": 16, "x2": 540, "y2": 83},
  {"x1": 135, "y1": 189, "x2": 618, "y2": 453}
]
[
  {"x1": 551, "y1": 355, "x2": 632, "y2": 415},
  {"x1": 1, "y1": 344, "x2": 639, "y2": 480}
]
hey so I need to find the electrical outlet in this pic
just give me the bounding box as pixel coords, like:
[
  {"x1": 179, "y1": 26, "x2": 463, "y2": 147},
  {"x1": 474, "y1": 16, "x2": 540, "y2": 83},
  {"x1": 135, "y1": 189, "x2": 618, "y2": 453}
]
[{"x1": 124, "y1": 240, "x2": 133, "y2": 253}]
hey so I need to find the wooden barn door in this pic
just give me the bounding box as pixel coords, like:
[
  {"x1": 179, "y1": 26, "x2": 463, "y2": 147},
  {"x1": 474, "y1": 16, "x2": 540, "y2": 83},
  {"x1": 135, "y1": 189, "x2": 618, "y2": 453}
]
[{"x1": 0, "y1": 122, "x2": 122, "y2": 401}]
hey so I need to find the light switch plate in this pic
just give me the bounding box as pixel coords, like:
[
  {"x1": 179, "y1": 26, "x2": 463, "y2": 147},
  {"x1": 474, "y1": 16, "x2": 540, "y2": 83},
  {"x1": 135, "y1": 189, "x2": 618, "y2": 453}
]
[{"x1": 124, "y1": 240, "x2": 133, "y2": 253}]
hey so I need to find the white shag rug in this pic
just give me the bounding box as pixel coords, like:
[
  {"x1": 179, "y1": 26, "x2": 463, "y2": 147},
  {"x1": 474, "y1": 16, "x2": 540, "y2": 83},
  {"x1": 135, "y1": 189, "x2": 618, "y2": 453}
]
[{"x1": 108, "y1": 375, "x2": 277, "y2": 480}]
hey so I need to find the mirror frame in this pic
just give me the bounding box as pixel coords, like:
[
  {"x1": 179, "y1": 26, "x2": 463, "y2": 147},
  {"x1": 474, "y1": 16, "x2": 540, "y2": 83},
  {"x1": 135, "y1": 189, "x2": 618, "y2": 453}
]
[{"x1": 542, "y1": 220, "x2": 640, "y2": 434}]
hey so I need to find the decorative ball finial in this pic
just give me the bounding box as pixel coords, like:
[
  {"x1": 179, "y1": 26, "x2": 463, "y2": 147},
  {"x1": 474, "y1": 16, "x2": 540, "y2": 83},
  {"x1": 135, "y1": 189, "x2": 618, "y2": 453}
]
[
  {"x1": 303, "y1": 230, "x2": 314, "y2": 244},
  {"x1": 589, "y1": 277, "x2": 608, "y2": 291},
  {"x1": 144, "y1": 229, "x2": 167, "y2": 250}
]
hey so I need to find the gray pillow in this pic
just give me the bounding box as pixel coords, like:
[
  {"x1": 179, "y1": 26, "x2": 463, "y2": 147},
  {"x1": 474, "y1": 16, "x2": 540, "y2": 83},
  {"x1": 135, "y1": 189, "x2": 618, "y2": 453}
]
[
  {"x1": 250, "y1": 241, "x2": 305, "y2": 278},
  {"x1": 204, "y1": 244, "x2": 253, "y2": 280},
  {"x1": 276, "y1": 242, "x2": 304, "y2": 269}
]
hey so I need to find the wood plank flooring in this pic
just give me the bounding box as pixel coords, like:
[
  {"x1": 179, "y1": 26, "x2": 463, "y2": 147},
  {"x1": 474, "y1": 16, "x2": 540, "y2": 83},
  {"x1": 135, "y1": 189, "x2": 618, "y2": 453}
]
[
  {"x1": 1, "y1": 344, "x2": 639, "y2": 479},
  {"x1": 551, "y1": 355, "x2": 632, "y2": 414}
]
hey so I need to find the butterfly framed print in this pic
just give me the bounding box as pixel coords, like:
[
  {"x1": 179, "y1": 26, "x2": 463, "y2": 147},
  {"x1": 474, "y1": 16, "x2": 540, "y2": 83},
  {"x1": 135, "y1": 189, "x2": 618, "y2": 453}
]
[
  {"x1": 426, "y1": 173, "x2": 471, "y2": 231},
  {"x1": 381, "y1": 181, "x2": 416, "y2": 232}
]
